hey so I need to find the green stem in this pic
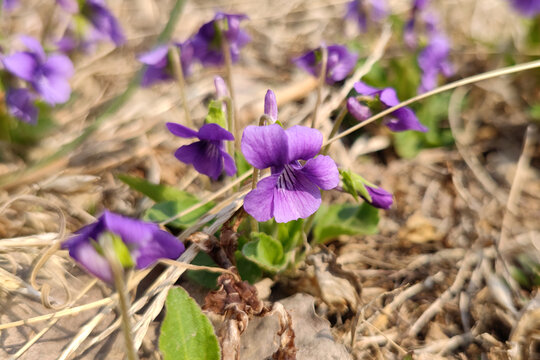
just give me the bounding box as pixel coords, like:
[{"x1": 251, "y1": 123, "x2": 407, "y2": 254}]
[
  {"x1": 221, "y1": 37, "x2": 238, "y2": 149},
  {"x1": 224, "y1": 97, "x2": 235, "y2": 164},
  {"x1": 102, "y1": 239, "x2": 139, "y2": 360},
  {"x1": 311, "y1": 46, "x2": 328, "y2": 129},
  {"x1": 321, "y1": 104, "x2": 347, "y2": 155},
  {"x1": 169, "y1": 46, "x2": 193, "y2": 128}
]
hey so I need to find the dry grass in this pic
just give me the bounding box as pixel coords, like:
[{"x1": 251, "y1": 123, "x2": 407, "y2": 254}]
[{"x1": 1, "y1": 0, "x2": 539, "y2": 359}]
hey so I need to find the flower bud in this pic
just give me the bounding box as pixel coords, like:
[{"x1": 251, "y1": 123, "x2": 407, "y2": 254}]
[{"x1": 264, "y1": 89, "x2": 278, "y2": 122}]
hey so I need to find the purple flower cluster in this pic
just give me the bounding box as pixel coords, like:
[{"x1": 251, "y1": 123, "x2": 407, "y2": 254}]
[
  {"x1": 191, "y1": 12, "x2": 250, "y2": 67},
  {"x1": 508, "y1": 0, "x2": 540, "y2": 17},
  {"x1": 2, "y1": 36, "x2": 74, "y2": 124},
  {"x1": 56, "y1": 0, "x2": 125, "y2": 52},
  {"x1": 242, "y1": 124, "x2": 340, "y2": 223},
  {"x1": 138, "y1": 12, "x2": 249, "y2": 87},
  {"x1": 138, "y1": 42, "x2": 194, "y2": 87},
  {"x1": 294, "y1": 44, "x2": 358, "y2": 85},
  {"x1": 166, "y1": 122, "x2": 236, "y2": 180},
  {"x1": 404, "y1": 0, "x2": 454, "y2": 93},
  {"x1": 345, "y1": 0, "x2": 388, "y2": 32},
  {"x1": 347, "y1": 81, "x2": 427, "y2": 132},
  {"x1": 63, "y1": 211, "x2": 184, "y2": 282}
]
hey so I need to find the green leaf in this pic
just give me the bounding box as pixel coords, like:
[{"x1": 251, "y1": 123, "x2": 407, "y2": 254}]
[
  {"x1": 8, "y1": 102, "x2": 57, "y2": 145},
  {"x1": 159, "y1": 287, "x2": 220, "y2": 360},
  {"x1": 186, "y1": 252, "x2": 219, "y2": 289},
  {"x1": 144, "y1": 200, "x2": 215, "y2": 229},
  {"x1": 234, "y1": 151, "x2": 251, "y2": 176},
  {"x1": 242, "y1": 232, "x2": 286, "y2": 272},
  {"x1": 393, "y1": 94, "x2": 455, "y2": 159},
  {"x1": 393, "y1": 130, "x2": 424, "y2": 159},
  {"x1": 236, "y1": 252, "x2": 263, "y2": 284},
  {"x1": 118, "y1": 174, "x2": 197, "y2": 203},
  {"x1": 313, "y1": 203, "x2": 379, "y2": 244},
  {"x1": 119, "y1": 175, "x2": 215, "y2": 228},
  {"x1": 205, "y1": 100, "x2": 227, "y2": 128},
  {"x1": 530, "y1": 104, "x2": 540, "y2": 121},
  {"x1": 277, "y1": 219, "x2": 303, "y2": 253}
]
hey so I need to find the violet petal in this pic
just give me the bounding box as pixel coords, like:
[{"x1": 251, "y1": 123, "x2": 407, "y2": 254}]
[
  {"x1": 284, "y1": 125, "x2": 322, "y2": 162},
  {"x1": 243, "y1": 174, "x2": 278, "y2": 222},
  {"x1": 166, "y1": 122, "x2": 199, "y2": 139},
  {"x1": 272, "y1": 167, "x2": 321, "y2": 223},
  {"x1": 241, "y1": 124, "x2": 288, "y2": 169},
  {"x1": 300, "y1": 155, "x2": 340, "y2": 190}
]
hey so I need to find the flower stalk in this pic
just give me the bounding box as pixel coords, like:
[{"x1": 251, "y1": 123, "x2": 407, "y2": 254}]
[
  {"x1": 101, "y1": 234, "x2": 139, "y2": 360},
  {"x1": 169, "y1": 46, "x2": 193, "y2": 128},
  {"x1": 311, "y1": 46, "x2": 328, "y2": 129},
  {"x1": 221, "y1": 36, "x2": 238, "y2": 149},
  {"x1": 321, "y1": 104, "x2": 347, "y2": 155}
]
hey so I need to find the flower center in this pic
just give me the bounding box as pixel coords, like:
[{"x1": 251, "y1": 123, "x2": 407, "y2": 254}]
[{"x1": 277, "y1": 164, "x2": 297, "y2": 191}]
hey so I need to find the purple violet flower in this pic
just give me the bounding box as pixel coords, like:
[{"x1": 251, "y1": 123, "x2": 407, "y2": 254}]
[
  {"x1": 404, "y1": 0, "x2": 432, "y2": 48},
  {"x1": 166, "y1": 122, "x2": 236, "y2": 180},
  {"x1": 55, "y1": 30, "x2": 100, "y2": 54},
  {"x1": 363, "y1": 185, "x2": 393, "y2": 209},
  {"x1": 5, "y1": 88, "x2": 38, "y2": 124},
  {"x1": 417, "y1": 32, "x2": 453, "y2": 93},
  {"x1": 508, "y1": 0, "x2": 540, "y2": 17},
  {"x1": 63, "y1": 211, "x2": 185, "y2": 283},
  {"x1": 2, "y1": 36, "x2": 74, "y2": 105},
  {"x1": 191, "y1": 12, "x2": 250, "y2": 67},
  {"x1": 138, "y1": 42, "x2": 193, "y2": 87},
  {"x1": 294, "y1": 44, "x2": 358, "y2": 85},
  {"x1": 264, "y1": 89, "x2": 278, "y2": 123},
  {"x1": 345, "y1": 0, "x2": 388, "y2": 32},
  {"x1": 81, "y1": 0, "x2": 125, "y2": 46},
  {"x1": 241, "y1": 124, "x2": 340, "y2": 223},
  {"x1": 346, "y1": 97, "x2": 371, "y2": 122},
  {"x1": 353, "y1": 81, "x2": 427, "y2": 132}
]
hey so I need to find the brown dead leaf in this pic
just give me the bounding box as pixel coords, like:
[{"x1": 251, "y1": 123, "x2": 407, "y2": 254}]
[
  {"x1": 398, "y1": 212, "x2": 443, "y2": 245},
  {"x1": 240, "y1": 294, "x2": 352, "y2": 360}
]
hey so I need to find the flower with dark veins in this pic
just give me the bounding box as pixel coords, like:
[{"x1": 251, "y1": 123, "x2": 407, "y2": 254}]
[
  {"x1": 5, "y1": 88, "x2": 38, "y2": 124},
  {"x1": 191, "y1": 12, "x2": 250, "y2": 67},
  {"x1": 63, "y1": 211, "x2": 185, "y2": 283},
  {"x1": 508, "y1": 0, "x2": 540, "y2": 17},
  {"x1": 167, "y1": 122, "x2": 236, "y2": 180},
  {"x1": 81, "y1": 0, "x2": 125, "y2": 46},
  {"x1": 241, "y1": 124, "x2": 340, "y2": 223},
  {"x1": 345, "y1": 0, "x2": 388, "y2": 32},
  {"x1": 138, "y1": 41, "x2": 193, "y2": 87},
  {"x1": 294, "y1": 44, "x2": 358, "y2": 85},
  {"x1": 352, "y1": 81, "x2": 427, "y2": 132},
  {"x1": 363, "y1": 185, "x2": 393, "y2": 209},
  {"x1": 2, "y1": 36, "x2": 74, "y2": 105}
]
